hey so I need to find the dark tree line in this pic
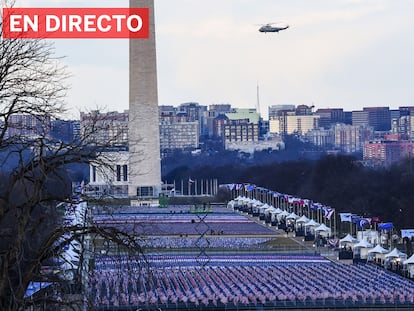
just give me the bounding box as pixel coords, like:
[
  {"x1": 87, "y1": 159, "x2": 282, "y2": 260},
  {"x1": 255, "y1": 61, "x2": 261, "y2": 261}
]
[{"x1": 164, "y1": 155, "x2": 414, "y2": 229}]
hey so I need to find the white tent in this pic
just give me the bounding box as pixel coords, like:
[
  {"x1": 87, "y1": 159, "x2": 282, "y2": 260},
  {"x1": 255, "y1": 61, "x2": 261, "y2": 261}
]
[
  {"x1": 304, "y1": 219, "x2": 319, "y2": 227},
  {"x1": 403, "y1": 254, "x2": 414, "y2": 265},
  {"x1": 385, "y1": 248, "x2": 407, "y2": 259},
  {"x1": 339, "y1": 234, "x2": 358, "y2": 250},
  {"x1": 315, "y1": 223, "x2": 330, "y2": 232},
  {"x1": 353, "y1": 240, "x2": 373, "y2": 249},
  {"x1": 367, "y1": 244, "x2": 389, "y2": 263},
  {"x1": 286, "y1": 212, "x2": 299, "y2": 220},
  {"x1": 296, "y1": 215, "x2": 310, "y2": 224},
  {"x1": 368, "y1": 244, "x2": 389, "y2": 254},
  {"x1": 339, "y1": 234, "x2": 358, "y2": 244},
  {"x1": 353, "y1": 240, "x2": 373, "y2": 260},
  {"x1": 258, "y1": 205, "x2": 268, "y2": 213},
  {"x1": 403, "y1": 254, "x2": 414, "y2": 278},
  {"x1": 304, "y1": 219, "x2": 319, "y2": 235},
  {"x1": 315, "y1": 223, "x2": 331, "y2": 237},
  {"x1": 277, "y1": 210, "x2": 290, "y2": 221}
]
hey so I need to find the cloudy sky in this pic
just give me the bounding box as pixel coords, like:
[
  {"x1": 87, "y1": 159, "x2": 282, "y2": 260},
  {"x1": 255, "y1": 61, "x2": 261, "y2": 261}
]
[{"x1": 10, "y1": 0, "x2": 414, "y2": 119}]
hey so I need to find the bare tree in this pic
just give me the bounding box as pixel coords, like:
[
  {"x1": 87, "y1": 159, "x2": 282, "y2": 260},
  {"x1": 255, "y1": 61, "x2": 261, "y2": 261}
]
[{"x1": 0, "y1": 6, "x2": 144, "y2": 311}]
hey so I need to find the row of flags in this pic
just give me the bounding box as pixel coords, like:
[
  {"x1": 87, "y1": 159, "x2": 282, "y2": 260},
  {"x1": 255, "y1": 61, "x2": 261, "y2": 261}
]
[
  {"x1": 339, "y1": 213, "x2": 394, "y2": 230},
  {"x1": 226, "y1": 183, "x2": 335, "y2": 220},
  {"x1": 228, "y1": 183, "x2": 398, "y2": 234}
]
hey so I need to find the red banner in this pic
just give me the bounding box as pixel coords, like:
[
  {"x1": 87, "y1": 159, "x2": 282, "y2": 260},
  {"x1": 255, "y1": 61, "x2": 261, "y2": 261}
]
[{"x1": 2, "y1": 8, "x2": 149, "y2": 39}]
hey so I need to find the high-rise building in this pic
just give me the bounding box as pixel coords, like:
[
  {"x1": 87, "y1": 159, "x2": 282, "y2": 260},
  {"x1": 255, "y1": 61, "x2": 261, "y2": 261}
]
[
  {"x1": 268, "y1": 105, "x2": 295, "y2": 119},
  {"x1": 333, "y1": 124, "x2": 373, "y2": 153},
  {"x1": 220, "y1": 109, "x2": 260, "y2": 149},
  {"x1": 177, "y1": 102, "x2": 207, "y2": 137},
  {"x1": 315, "y1": 108, "x2": 345, "y2": 129},
  {"x1": 159, "y1": 121, "x2": 199, "y2": 153},
  {"x1": 80, "y1": 110, "x2": 128, "y2": 147},
  {"x1": 269, "y1": 113, "x2": 319, "y2": 136},
  {"x1": 364, "y1": 140, "x2": 414, "y2": 166},
  {"x1": 306, "y1": 128, "x2": 334, "y2": 148},
  {"x1": 158, "y1": 105, "x2": 199, "y2": 154},
  {"x1": 128, "y1": 0, "x2": 161, "y2": 203},
  {"x1": 51, "y1": 119, "x2": 80, "y2": 144},
  {"x1": 352, "y1": 107, "x2": 391, "y2": 131},
  {"x1": 206, "y1": 104, "x2": 233, "y2": 138},
  {"x1": 6, "y1": 114, "x2": 51, "y2": 140}
]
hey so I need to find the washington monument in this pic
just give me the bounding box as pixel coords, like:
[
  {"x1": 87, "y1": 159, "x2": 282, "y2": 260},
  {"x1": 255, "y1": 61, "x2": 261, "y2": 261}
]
[{"x1": 128, "y1": 0, "x2": 161, "y2": 202}]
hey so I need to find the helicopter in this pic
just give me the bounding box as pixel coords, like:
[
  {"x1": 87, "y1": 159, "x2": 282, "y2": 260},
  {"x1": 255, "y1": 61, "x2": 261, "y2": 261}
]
[{"x1": 258, "y1": 23, "x2": 289, "y2": 33}]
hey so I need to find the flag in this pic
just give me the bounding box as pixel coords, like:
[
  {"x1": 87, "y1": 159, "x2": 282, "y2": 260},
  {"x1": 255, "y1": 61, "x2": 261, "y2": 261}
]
[
  {"x1": 401, "y1": 229, "x2": 414, "y2": 239},
  {"x1": 188, "y1": 178, "x2": 194, "y2": 184},
  {"x1": 340, "y1": 213, "x2": 353, "y2": 222},
  {"x1": 245, "y1": 184, "x2": 255, "y2": 191},
  {"x1": 371, "y1": 216, "x2": 381, "y2": 223},
  {"x1": 351, "y1": 215, "x2": 361, "y2": 224},
  {"x1": 358, "y1": 218, "x2": 371, "y2": 228},
  {"x1": 378, "y1": 222, "x2": 393, "y2": 231},
  {"x1": 323, "y1": 206, "x2": 334, "y2": 219},
  {"x1": 235, "y1": 183, "x2": 243, "y2": 190},
  {"x1": 80, "y1": 180, "x2": 85, "y2": 195},
  {"x1": 311, "y1": 202, "x2": 322, "y2": 211}
]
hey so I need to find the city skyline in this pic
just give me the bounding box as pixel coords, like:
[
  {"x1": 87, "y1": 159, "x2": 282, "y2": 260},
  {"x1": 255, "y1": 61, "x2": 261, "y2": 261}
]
[{"x1": 10, "y1": 0, "x2": 414, "y2": 119}]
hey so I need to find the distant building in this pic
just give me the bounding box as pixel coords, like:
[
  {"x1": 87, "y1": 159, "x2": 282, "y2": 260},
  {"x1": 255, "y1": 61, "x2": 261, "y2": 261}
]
[
  {"x1": 159, "y1": 120, "x2": 199, "y2": 154},
  {"x1": 268, "y1": 105, "x2": 295, "y2": 119},
  {"x1": 80, "y1": 110, "x2": 128, "y2": 147},
  {"x1": 269, "y1": 113, "x2": 320, "y2": 136},
  {"x1": 306, "y1": 128, "x2": 334, "y2": 148},
  {"x1": 158, "y1": 105, "x2": 200, "y2": 155},
  {"x1": 50, "y1": 119, "x2": 80, "y2": 144},
  {"x1": 295, "y1": 104, "x2": 314, "y2": 116},
  {"x1": 397, "y1": 115, "x2": 414, "y2": 139},
  {"x1": 88, "y1": 151, "x2": 129, "y2": 197},
  {"x1": 225, "y1": 137, "x2": 284, "y2": 153},
  {"x1": 399, "y1": 106, "x2": 414, "y2": 116},
  {"x1": 344, "y1": 111, "x2": 353, "y2": 125},
  {"x1": 333, "y1": 124, "x2": 373, "y2": 153},
  {"x1": 6, "y1": 114, "x2": 51, "y2": 140},
  {"x1": 315, "y1": 108, "x2": 345, "y2": 129},
  {"x1": 206, "y1": 104, "x2": 234, "y2": 138},
  {"x1": 364, "y1": 140, "x2": 414, "y2": 166},
  {"x1": 352, "y1": 107, "x2": 391, "y2": 131},
  {"x1": 221, "y1": 109, "x2": 260, "y2": 149},
  {"x1": 178, "y1": 102, "x2": 207, "y2": 136}
]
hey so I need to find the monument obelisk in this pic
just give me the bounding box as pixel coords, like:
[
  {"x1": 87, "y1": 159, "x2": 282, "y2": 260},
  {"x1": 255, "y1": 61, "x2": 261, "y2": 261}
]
[{"x1": 128, "y1": 0, "x2": 161, "y2": 203}]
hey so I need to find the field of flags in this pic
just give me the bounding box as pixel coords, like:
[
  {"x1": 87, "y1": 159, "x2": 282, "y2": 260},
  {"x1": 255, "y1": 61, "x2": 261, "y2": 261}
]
[
  {"x1": 85, "y1": 184, "x2": 414, "y2": 310},
  {"x1": 90, "y1": 253, "x2": 414, "y2": 309}
]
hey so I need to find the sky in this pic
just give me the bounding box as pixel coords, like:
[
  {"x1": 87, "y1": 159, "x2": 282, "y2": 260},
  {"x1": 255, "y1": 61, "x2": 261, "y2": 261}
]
[{"x1": 8, "y1": 0, "x2": 414, "y2": 119}]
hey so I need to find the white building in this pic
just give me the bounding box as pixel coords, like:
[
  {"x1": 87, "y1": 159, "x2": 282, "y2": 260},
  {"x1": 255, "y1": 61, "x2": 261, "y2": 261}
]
[{"x1": 89, "y1": 151, "x2": 129, "y2": 198}]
